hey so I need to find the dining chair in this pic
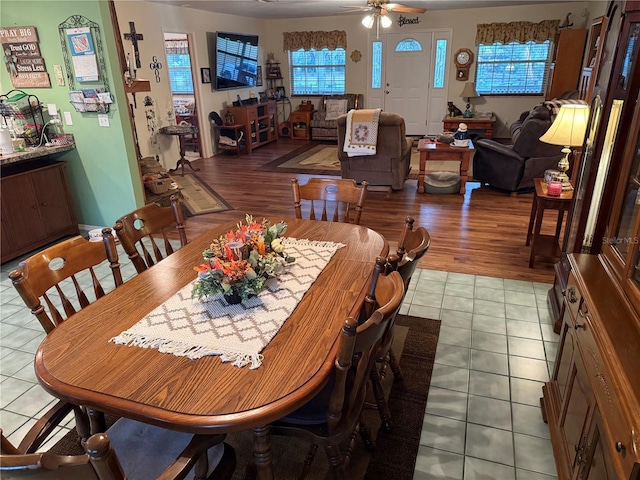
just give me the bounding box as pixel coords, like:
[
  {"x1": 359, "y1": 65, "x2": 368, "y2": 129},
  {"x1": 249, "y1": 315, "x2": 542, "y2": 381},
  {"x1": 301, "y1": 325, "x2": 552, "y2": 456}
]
[
  {"x1": 113, "y1": 195, "x2": 188, "y2": 274},
  {"x1": 256, "y1": 269, "x2": 404, "y2": 478},
  {"x1": 0, "y1": 400, "x2": 236, "y2": 480},
  {"x1": 8, "y1": 230, "x2": 123, "y2": 444},
  {"x1": 291, "y1": 178, "x2": 368, "y2": 225},
  {"x1": 364, "y1": 217, "x2": 431, "y2": 431}
]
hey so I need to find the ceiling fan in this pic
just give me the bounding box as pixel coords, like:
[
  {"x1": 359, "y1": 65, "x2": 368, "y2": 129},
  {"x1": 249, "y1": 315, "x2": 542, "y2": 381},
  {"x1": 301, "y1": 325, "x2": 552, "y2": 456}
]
[
  {"x1": 342, "y1": 1, "x2": 427, "y2": 14},
  {"x1": 343, "y1": 2, "x2": 427, "y2": 38}
]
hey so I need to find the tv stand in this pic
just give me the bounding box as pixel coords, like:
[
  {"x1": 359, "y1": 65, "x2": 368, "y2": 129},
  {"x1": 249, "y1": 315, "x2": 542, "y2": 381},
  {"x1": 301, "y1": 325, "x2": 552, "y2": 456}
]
[{"x1": 226, "y1": 101, "x2": 277, "y2": 153}]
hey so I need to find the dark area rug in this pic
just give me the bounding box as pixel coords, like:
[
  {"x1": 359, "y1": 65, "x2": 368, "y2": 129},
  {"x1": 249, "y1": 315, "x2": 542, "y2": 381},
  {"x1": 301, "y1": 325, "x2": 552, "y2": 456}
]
[{"x1": 49, "y1": 315, "x2": 440, "y2": 480}]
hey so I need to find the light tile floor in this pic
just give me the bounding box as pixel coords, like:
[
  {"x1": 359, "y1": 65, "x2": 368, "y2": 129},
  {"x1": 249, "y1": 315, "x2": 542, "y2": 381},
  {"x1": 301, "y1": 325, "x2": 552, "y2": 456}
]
[{"x1": 0, "y1": 241, "x2": 558, "y2": 479}]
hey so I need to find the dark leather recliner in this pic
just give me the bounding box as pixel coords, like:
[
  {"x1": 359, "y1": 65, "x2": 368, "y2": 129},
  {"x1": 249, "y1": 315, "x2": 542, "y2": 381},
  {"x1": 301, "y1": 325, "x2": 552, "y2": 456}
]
[{"x1": 473, "y1": 104, "x2": 564, "y2": 192}]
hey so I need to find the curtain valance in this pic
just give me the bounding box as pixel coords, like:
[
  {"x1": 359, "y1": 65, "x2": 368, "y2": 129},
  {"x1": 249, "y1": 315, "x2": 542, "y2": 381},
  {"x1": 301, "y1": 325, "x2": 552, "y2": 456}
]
[
  {"x1": 165, "y1": 39, "x2": 189, "y2": 55},
  {"x1": 475, "y1": 19, "x2": 560, "y2": 45},
  {"x1": 283, "y1": 30, "x2": 347, "y2": 51}
]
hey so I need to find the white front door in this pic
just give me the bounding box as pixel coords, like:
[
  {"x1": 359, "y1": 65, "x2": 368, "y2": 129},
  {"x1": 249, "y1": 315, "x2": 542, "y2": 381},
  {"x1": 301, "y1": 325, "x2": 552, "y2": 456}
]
[
  {"x1": 384, "y1": 32, "x2": 430, "y2": 135},
  {"x1": 366, "y1": 30, "x2": 451, "y2": 136}
]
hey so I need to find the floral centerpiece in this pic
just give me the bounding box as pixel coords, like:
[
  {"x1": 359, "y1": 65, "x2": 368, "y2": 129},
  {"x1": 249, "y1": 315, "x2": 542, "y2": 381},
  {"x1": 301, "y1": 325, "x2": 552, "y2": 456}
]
[{"x1": 192, "y1": 215, "x2": 295, "y2": 304}]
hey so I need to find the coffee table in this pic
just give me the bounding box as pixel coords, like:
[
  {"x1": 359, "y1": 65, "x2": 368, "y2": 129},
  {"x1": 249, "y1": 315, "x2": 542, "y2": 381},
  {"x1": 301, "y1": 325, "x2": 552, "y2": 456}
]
[{"x1": 417, "y1": 138, "x2": 475, "y2": 195}]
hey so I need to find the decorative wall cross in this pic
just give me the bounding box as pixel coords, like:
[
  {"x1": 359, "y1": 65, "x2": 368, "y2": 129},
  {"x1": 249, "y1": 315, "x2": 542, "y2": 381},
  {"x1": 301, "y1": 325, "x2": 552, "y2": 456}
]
[
  {"x1": 124, "y1": 21, "x2": 143, "y2": 68},
  {"x1": 150, "y1": 56, "x2": 163, "y2": 83}
]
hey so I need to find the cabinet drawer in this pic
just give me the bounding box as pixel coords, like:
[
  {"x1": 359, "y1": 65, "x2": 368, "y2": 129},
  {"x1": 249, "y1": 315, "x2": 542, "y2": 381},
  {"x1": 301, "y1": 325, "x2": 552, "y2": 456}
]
[{"x1": 577, "y1": 315, "x2": 640, "y2": 479}]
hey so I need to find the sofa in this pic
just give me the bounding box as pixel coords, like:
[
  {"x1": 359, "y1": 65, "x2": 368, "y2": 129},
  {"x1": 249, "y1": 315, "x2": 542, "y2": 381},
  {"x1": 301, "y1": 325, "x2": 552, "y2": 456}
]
[
  {"x1": 310, "y1": 94, "x2": 364, "y2": 141},
  {"x1": 336, "y1": 111, "x2": 412, "y2": 190},
  {"x1": 473, "y1": 99, "x2": 585, "y2": 193}
]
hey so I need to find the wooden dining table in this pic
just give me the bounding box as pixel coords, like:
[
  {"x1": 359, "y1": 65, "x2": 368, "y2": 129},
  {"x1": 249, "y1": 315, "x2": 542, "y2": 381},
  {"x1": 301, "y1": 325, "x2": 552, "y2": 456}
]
[{"x1": 34, "y1": 218, "x2": 388, "y2": 479}]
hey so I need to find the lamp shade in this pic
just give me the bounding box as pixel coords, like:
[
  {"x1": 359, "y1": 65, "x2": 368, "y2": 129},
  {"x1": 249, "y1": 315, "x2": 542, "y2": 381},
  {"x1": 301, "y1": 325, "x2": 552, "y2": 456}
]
[
  {"x1": 362, "y1": 14, "x2": 375, "y2": 28},
  {"x1": 540, "y1": 104, "x2": 590, "y2": 147},
  {"x1": 459, "y1": 82, "x2": 479, "y2": 99},
  {"x1": 380, "y1": 15, "x2": 392, "y2": 28}
]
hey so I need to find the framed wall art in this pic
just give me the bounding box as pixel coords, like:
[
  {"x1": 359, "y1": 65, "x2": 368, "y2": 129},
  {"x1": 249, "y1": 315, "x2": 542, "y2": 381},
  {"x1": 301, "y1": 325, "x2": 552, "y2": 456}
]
[{"x1": 201, "y1": 67, "x2": 211, "y2": 84}]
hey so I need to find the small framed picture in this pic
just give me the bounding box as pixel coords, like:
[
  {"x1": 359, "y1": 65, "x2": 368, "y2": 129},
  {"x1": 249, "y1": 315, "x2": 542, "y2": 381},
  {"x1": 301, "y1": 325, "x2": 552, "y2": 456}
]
[
  {"x1": 256, "y1": 66, "x2": 263, "y2": 87},
  {"x1": 267, "y1": 65, "x2": 281, "y2": 78},
  {"x1": 259, "y1": 91, "x2": 268, "y2": 102},
  {"x1": 201, "y1": 67, "x2": 211, "y2": 84},
  {"x1": 276, "y1": 86, "x2": 286, "y2": 98}
]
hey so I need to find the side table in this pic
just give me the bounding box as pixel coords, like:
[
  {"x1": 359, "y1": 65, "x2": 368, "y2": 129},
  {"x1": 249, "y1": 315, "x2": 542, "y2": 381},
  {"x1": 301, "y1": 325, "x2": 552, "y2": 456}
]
[
  {"x1": 417, "y1": 138, "x2": 475, "y2": 195},
  {"x1": 159, "y1": 125, "x2": 200, "y2": 176},
  {"x1": 526, "y1": 178, "x2": 573, "y2": 268},
  {"x1": 213, "y1": 124, "x2": 245, "y2": 157},
  {"x1": 290, "y1": 109, "x2": 315, "y2": 140},
  {"x1": 442, "y1": 115, "x2": 496, "y2": 139}
]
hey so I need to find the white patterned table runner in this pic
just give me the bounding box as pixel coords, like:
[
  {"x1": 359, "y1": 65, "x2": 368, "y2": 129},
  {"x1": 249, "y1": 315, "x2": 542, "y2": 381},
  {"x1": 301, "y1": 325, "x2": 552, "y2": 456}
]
[{"x1": 111, "y1": 238, "x2": 345, "y2": 369}]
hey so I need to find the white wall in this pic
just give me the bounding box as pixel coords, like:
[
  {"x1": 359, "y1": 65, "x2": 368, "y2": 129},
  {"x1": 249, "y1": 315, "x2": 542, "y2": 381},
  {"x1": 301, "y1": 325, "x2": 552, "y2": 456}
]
[
  {"x1": 115, "y1": 0, "x2": 596, "y2": 153},
  {"x1": 262, "y1": 1, "x2": 596, "y2": 138},
  {"x1": 114, "y1": 1, "x2": 266, "y2": 166}
]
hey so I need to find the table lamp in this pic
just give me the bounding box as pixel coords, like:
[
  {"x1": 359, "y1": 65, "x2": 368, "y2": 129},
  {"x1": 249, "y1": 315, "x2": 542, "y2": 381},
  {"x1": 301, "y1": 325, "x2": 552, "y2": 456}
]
[
  {"x1": 539, "y1": 104, "x2": 590, "y2": 191},
  {"x1": 459, "y1": 82, "x2": 479, "y2": 118}
]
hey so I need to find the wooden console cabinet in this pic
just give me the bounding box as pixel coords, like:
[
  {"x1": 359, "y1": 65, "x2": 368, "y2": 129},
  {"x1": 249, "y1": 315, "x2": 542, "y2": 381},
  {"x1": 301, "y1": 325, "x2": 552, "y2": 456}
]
[
  {"x1": 1, "y1": 159, "x2": 79, "y2": 263},
  {"x1": 226, "y1": 101, "x2": 277, "y2": 153},
  {"x1": 542, "y1": 254, "x2": 640, "y2": 480}
]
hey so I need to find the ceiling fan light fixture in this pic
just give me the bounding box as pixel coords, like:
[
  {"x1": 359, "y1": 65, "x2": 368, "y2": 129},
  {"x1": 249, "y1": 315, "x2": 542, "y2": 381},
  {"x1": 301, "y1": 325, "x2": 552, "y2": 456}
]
[
  {"x1": 362, "y1": 14, "x2": 375, "y2": 28},
  {"x1": 380, "y1": 15, "x2": 392, "y2": 28}
]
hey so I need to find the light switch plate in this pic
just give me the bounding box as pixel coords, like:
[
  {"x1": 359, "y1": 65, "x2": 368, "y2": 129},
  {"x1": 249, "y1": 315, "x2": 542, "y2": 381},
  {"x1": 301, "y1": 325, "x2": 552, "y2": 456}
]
[{"x1": 64, "y1": 111, "x2": 73, "y2": 126}]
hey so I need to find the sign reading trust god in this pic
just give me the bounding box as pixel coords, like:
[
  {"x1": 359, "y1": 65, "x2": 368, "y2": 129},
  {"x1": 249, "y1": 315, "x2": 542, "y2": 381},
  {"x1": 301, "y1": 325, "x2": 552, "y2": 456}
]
[{"x1": 1, "y1": 25, "x2": 51, "y2": 88}]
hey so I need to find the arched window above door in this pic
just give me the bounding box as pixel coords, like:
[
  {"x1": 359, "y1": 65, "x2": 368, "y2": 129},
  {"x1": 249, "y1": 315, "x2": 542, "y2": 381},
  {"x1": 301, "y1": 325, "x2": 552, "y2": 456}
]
[{"x1": 395, "y1": 38, "x2": 422, "y2": 52}]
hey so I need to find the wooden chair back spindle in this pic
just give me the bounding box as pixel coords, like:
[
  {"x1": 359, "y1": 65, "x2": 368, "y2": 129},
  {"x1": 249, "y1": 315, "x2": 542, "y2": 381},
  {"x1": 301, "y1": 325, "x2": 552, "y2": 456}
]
[
  {"x1": 9, "y1": 231, "x2": 122, "y2": 334},
  {"x1": 291, "y1": 178, "x2": 368, "y2": 225},
  {"x1": 113, "y1": 195, "x2": 188, "y2": 274}
]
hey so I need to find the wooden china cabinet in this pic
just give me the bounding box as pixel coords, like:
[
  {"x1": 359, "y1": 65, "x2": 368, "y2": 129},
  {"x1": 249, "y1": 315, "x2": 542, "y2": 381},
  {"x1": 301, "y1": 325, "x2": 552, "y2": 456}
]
[{"x1": 542, "y1": 4, "x2": 640, "y2": 479}]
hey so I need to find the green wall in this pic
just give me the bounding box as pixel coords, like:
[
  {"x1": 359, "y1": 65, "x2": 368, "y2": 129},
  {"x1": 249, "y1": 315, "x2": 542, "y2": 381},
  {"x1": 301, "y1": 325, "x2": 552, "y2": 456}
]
[{"x1": 1, "y1": 0, "x2": 142, "y2": 228}]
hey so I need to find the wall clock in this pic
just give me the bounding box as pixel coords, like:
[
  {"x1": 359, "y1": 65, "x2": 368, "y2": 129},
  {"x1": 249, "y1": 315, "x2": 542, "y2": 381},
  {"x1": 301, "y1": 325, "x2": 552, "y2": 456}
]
[{"x1": 454, "y1": 48, "x2": 474, "y2": 81}]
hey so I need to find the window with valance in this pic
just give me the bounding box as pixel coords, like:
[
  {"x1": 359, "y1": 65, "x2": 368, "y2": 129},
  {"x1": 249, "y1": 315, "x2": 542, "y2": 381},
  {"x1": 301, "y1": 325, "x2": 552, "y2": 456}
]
[
  {"x1": 284, "y1": 31, "x2": 347, "y2": 96},
  {"x1": 475, "y1": 20, "x2": 559, "y2": 95}
]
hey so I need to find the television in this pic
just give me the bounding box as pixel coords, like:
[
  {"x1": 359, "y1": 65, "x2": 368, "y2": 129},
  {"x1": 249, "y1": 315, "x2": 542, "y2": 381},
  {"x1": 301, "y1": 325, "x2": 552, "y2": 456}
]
[{"x1": 208, "y1": 31, "x2": 259, "y2": 91}]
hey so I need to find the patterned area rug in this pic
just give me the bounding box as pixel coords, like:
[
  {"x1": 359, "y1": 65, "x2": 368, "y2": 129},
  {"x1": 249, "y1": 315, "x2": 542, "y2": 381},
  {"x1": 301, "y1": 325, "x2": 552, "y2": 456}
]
[
  {"x1": 228, "y1": 314, "x2": 441, "y2": 479},
  {"x1": 257, "y1": 142, "x2": 472, "y2": 180},
  {"x1": 49, "y1": 315, "x2": 440, "y2": 480},
  {"x1": 171, "y1": 173, "x2": 233, "y2": 216}
]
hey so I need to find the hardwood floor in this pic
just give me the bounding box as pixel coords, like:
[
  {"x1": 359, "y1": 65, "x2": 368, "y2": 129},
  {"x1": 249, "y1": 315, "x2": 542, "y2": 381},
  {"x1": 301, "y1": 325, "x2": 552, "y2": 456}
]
[{"x1": 178, "y1": 138, "x2": 559, "y2": 283}]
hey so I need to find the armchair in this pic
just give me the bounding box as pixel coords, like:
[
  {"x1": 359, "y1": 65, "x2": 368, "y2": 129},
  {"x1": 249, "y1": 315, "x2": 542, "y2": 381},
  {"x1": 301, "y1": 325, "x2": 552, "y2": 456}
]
[
  {"x1": 310, "y1": 94, "x2": 363, "y2": 141},
  {"x1": 473, "y1": 103, "x2": 566, "y2": 192},
  {"x1": 337, "y1": 111, "x2": 413, "y2": 190}
]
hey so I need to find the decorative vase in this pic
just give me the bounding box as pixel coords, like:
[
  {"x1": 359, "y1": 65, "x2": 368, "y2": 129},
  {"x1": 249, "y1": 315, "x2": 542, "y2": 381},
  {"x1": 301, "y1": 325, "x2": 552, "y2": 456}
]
[{"x1": 225, "y1": 290, "x2": 243, "y2": 305}]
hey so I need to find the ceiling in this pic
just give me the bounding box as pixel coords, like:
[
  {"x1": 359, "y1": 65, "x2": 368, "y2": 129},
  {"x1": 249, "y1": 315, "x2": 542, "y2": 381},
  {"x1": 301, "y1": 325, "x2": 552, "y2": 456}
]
[{"x1": 146, "y1": 0, "x2": 583, "y2": 20}]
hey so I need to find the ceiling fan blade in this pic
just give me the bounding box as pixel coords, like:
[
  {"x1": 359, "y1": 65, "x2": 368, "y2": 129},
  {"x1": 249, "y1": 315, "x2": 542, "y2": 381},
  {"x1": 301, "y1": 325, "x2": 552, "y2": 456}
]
[
  {"x1": 340, "y1": 5, "x2": 372, "y2": 12},
  {"x1": 383, "y1": 3, "x2": 427, "y2": 13}
]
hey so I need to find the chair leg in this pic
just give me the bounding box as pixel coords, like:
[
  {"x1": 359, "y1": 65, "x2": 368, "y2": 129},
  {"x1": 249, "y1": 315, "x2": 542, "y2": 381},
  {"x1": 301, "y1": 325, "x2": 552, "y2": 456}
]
[
  {"x1": 358, "y1": 417, "x2": 375, "y2": 452},
  {"x1": 370, "y1": 365, "x2": 394, "y2": 431},
  {"x1": 388, "y1": 347, "x2": 403, "y2": 383},
  {"x1": 324, "y1": 443, "x2": 346, "y2": 480},
  {"x1": 297, "y1": 444, "x2": 318, "y2": 480},
  {"x1": 211, "y1": 443, "x2": 237, "y2": 480}
]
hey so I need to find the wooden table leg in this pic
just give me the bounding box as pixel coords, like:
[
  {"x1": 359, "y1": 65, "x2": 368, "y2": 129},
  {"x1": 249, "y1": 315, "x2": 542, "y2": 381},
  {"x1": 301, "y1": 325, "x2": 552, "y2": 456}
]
[
  {"x1": 459, "y1": 154, "x2": 469, "y2": 195},
  {"x1": 253, "y1": 425, "x2": 274, "y2": 480},
  {"x1": 526, "y1": 190, "x2": 539, "y2": 246},
  {"x1": 529, "y1": 197, "x2": 545, "y2": 268},
  {"x1": 169, "y1": 134, "x2": 200, "y2": 176},
  {"x1": 418, "y1": 151, "x2": 426, "y2": 193}
]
